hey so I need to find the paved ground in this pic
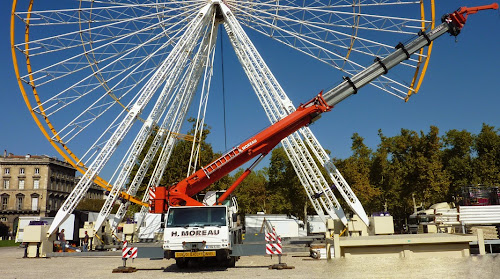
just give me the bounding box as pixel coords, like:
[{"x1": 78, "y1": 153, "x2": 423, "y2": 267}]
[{"x1": 2, "y1": 246, "x2": 500, "y2": 279}]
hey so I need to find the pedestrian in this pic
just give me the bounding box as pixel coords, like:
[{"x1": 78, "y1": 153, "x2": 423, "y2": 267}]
[
  {"x1": 59, "y1": 229, "x2": 66, "y2": 252},
  {"x1": 83, "y1": 231, "x2": 89, "y2": 252}
]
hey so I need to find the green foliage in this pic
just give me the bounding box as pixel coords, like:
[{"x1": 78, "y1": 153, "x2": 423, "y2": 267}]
[
  {"x1": 123, "y1": 118, "x2": 500, "y2": 225},
  {"x1": 358, "y1": 127, "x2": 451, "y2": 220},
  {"x1": 473, "y1": 124, "x2": 500, "y2": 184},
  {"x1": 0, "y1": 240, "x2": 17, "y2": 247},
  {"x1": 156, "y1": 118, "x2": 216, "y2": 188},
  {"x1": 233, "y1": 168, "x2": 268, "y2": 214},
  {"x1": 335, "y1": 133, "x2": 381, "y2": 214},
  {"x1": 161, "y1": 118, "x2": 216, "y2": 186},
  {"x1": 338, "y1": 125, "x2": 500, "y2": 223},
  {"x1": 267, "y1": 147, "x2": 311, "y2": 218},
  {"x1": 443, "y1": 129, "x2": 474, "y2": 194}
]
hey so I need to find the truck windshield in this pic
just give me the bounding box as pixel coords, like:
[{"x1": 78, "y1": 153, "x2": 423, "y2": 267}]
[{"x1": 166, "y1": 207, "x2": 226, "y2": 228}]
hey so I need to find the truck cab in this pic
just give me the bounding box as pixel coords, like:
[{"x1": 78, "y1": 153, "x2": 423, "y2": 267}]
[{"x1": 162, "y1": 192, "x2": 241, "y2": 267}]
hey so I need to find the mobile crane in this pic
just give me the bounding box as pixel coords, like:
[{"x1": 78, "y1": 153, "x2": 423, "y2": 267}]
[{"x1": 151, "y1": 3, "x2": 498, "y2": 267}]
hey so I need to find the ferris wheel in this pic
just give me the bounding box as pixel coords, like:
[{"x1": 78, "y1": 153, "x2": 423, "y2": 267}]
[{"x1": 11, "y1": 0, "x2": 436, "y2": 234}]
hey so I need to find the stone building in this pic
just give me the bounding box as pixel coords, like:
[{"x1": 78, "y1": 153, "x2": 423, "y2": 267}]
[{"x1": 0, "y1": 152, "x2": 104, "y2": 235}]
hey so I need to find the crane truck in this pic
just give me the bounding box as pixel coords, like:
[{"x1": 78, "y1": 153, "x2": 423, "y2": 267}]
[{"x1": 148, "y1": 3, "x2": 498, "y2": 267}]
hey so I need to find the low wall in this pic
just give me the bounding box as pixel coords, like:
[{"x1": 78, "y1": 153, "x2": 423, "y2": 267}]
[{"x1": 326, "y1": 230, "x2": 486, "y2": 259}]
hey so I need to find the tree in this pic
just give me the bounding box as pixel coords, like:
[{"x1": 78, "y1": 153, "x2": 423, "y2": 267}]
[
  {"x1": 473, "y1": 124, "x2": 500, "y2": 184},
  {"x1": 267, "y1": 147, "x2": 310, "y2": 218},
  {"x1": 442, "y1": 129, "x2": 474, "y2": 196},
  {"x1": 161, "y1": 118, "x2": 216, "y2": 187},
  {"x1": 413, "y1": 126, "x2": 450, "y2": 206},
  {"x1": 370, "y1": 127, "x2": 450, "y2": 222},
  {"x1": 370, "y1": 130, "x2": 394, "y2": 212},
  {"x1": 373, "y1": 129, "x2": 416, "y2": 220},
  {"x1": 335, "y1": 133, "x2": 381, "y2": 214},
  {"x1": 233, "y1": 168, "x2": 268, "y2": 214}
]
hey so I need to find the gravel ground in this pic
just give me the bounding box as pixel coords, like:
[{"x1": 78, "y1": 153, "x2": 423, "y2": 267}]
[{"x1": 2, "y1": 246, "x2": 499, "y2": 279}]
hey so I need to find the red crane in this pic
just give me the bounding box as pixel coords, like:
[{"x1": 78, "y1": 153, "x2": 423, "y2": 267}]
[{"x1": 150, "y1": 3, "x2": 499, "y2": 213}]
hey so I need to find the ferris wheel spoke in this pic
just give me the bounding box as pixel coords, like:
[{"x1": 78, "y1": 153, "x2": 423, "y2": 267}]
[
  {"x1": 231, "y1": 1, "x2": 429, "y2": 33},
  {"x1": 72, "y1": 49, "x2": 199, "y2": 165},
  {"x1": 29, "y1": 16, "x2": 201, "y2": 149},
  {"x1": 38, "y1": 2, "x2": 203, "y2": 158},
  {"x1": 36, "y1": 18, "x2": 189, "y2": 117},
  {"x1": 132, "y1": 41, "x2": 217, "y2": 229},
  {"x1": 112, "y1": 12, "x2": 220, "y2": 231},
  {"x1": 187, "y1": 21, "x2": 219, "y2": 175},
  {"x1": 14, "y1": 3, "x2": 200, "y2": 55},
  {"x1": 225, "y1": 0, "x2": 432, "y2": 100},
  {"x1": 237, "y1": 24, "x2": 424, "y2": 99},
  {"x1": 232, "y1": 3, "x2": 426, "y2": 60},
  {"x1": 17, "y1": 6, "x2": 198, "y2": 87}
]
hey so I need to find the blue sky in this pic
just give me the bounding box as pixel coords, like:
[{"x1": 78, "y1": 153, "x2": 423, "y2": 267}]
[{"x1": 1, "y1": 1, "x2": 500, "y2": 180}]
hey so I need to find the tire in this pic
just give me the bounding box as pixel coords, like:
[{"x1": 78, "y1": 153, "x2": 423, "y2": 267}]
[
  {"x1": 225, "y1": 256, "x2": 236, "y2": 268},
  {"x1": 175, "y1": 258, "x2": 189, "y2": 269}
]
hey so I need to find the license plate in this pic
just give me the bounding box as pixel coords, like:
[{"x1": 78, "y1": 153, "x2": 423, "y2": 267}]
[{"x1": 175, "y1": 251, "x2": 216, "y2": 258}]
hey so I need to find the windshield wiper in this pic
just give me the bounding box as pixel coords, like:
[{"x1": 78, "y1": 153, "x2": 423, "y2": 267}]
[{"x1": 205, "y1": 223, "x2": 221, "y2": 228}]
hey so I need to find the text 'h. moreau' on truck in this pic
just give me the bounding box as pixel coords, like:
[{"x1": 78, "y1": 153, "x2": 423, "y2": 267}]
[{"x1": 158, "y1": 191, "x2": 242, "y2": 268}]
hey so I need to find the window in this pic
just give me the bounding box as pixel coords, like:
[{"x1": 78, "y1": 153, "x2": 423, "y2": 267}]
[
  {"x1": 19, "y1": 179, "x2": 25, "y2": 190},
  {"x1": 19, "y1": 168, "x2": 25, "y2": 175},
  {"x1": 35, "y1": 168, "x2": 40, "y2": 174},
  {"x1": 16, "y1": 194, "x2": 24, "y2": 210},
  {"x1": 3, "y1": 180, "x2": 9, "y2": 189},
  {"x1": 1, "y1": 195, "x2": 8, "y2": 210},
  {"x1": 0, "y1": 217, "x2": 7, "y2": 222},
  {"x1": 33, "y1": 180, "x2": 40, "y2": 189},
  {"x1": 31, "y1": 195, "x2": 39, "y2": 211},
  {"x1": 166, "y1": 207, "x2": 227, "y2": 227},
  {"x1": 4, "y1": 168, "x2": 10, "y2": 175}
]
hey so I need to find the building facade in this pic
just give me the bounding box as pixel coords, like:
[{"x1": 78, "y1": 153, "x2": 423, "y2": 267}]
[{"x1": 0, "y1": 152, "x2": 104, "y2": 235}]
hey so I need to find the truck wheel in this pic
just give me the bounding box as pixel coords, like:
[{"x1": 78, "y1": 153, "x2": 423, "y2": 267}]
[
  {"x1": 176, "y1": 258, "x2": 189, "y2": 269},
  {"x1": 225, "y1": 256, "x2": 236, "y2": 268}
]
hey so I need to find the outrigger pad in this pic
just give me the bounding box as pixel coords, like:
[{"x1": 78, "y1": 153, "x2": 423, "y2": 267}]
[
  {"x1": 268, "y1": 263, "x2": 295, "y2": 270},
  {"x1": 112, "y1": 266, "x2": 137, "y2": 273}
]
